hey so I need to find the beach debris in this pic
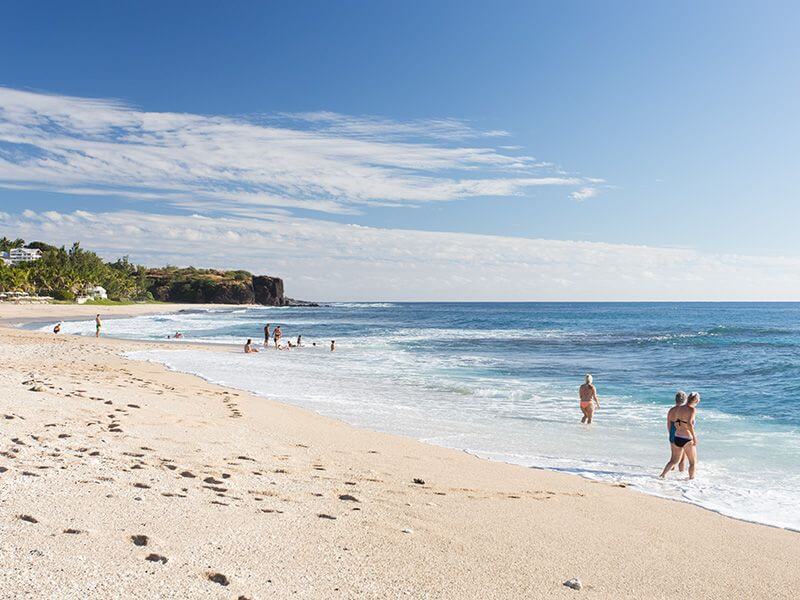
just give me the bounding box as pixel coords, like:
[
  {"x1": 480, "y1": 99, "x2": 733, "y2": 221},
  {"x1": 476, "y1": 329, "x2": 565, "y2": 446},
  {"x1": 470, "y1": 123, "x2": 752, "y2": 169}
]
[
  {"x1": 563, "y1": 578, "x2": 583, "y2": 591},
  {"x1": 338, "y1": 494, "x2": 360, "y2": 502},
  {"x1": 318, "y1": 513, "x2": 337, "y2": 520},
  {"x1": 412, "y1": 478, "x2": 425, "y2": 485},
  {"x1": 63, "y1": 528, "x2": 82, "y2": 534},
  {"x1": 401, "y1": 528, "x2": 413, "y2": 534},
  {"x1": 207, "y1": 572, "x2": 230, "y2": 586},
  {"x1": 131, "y1": 534, "x2": 149, "y2": 547},
  {"x1": 145, "y1": 553, "x2": 168, "y2": 564},
  {"x1": 29, "y1": 385, "x2": 45, "y2": 392}
]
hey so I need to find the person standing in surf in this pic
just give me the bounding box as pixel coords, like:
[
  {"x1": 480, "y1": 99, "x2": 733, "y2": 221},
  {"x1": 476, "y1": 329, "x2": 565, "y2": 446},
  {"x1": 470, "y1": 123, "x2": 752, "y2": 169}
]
[
  {"x1": 667, "y1": 391, "x2": 688, "y2": 472},
  {"x1": 579, "y1": 373, "x2": 600, "y2": 423},
  {"x1": 660, "y1": 391, "x2": 700, "y2": 479},
  {"x1": 273, "y1": 325, "x2": 282, "y2": 348},
  {"x1": 264, "y1": 323, "x2": 270, "y2": 347},
  {"x1": 95, "y1": 314, "x2": 102, "y2": 338}
]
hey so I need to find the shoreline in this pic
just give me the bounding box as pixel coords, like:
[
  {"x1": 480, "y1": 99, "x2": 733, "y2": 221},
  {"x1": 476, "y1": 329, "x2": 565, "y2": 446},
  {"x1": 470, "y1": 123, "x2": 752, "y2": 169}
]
[
  {"x1": 2, "y1": 306, "x2": 799, "y2": 597},
  {"x1": 8, "y1": 304, "x2": 800, "y2": 534}
]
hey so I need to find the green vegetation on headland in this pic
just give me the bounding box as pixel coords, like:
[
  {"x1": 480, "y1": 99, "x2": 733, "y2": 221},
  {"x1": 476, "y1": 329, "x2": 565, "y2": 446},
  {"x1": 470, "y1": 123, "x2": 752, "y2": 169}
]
[{"x1": 0, "y1": 237, "x2": 288, "y2": 305}]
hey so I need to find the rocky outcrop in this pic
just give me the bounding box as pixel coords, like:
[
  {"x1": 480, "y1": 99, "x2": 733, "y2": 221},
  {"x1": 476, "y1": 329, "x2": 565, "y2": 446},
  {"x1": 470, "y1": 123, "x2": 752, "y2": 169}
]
[
  {"x1": 252, "y1": 275, "x2": 285, "y2": 306},
  {"x1": 147, "y1": 268, "x2": 287, "y2": 306}
]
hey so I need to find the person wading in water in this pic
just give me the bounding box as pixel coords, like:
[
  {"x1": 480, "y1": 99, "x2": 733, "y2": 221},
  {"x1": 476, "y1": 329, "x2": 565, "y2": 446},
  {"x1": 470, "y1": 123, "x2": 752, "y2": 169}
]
[{"x1": 579, "y1": 373, "x2": 600, "y2": 424}]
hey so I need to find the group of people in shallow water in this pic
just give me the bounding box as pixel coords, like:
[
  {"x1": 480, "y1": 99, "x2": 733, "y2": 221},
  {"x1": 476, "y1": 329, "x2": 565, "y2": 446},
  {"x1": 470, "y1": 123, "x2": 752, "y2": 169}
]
[
  {"x1": 244, "y1": 323, "x2": 335, "y2": 354},
  {"x1": 579, "y1": 374, "x2": 701, "y2": 480}
]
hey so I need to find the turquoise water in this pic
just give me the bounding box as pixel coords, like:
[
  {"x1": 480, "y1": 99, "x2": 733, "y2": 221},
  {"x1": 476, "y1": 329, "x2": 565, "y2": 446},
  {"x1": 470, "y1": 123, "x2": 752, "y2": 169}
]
[{"x1": 48, "y1": 302, "x2": 800, "y2": 530}]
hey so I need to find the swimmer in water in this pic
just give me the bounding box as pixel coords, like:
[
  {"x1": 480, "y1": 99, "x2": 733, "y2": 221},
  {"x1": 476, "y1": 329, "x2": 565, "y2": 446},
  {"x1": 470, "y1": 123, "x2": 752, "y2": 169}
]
[{"x1": 579, "y1": 373, "x2": 599, "y2": 423}]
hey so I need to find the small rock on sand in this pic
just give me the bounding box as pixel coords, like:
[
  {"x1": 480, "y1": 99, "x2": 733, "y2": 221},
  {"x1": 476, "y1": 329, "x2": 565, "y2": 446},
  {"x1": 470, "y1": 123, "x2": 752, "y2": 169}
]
[
  {"x1": 563, "y1": 578, "x2": 582, "y2": 590},
  {"x1": 401, "y1": 528, "x2": 413, "y2": 534}
]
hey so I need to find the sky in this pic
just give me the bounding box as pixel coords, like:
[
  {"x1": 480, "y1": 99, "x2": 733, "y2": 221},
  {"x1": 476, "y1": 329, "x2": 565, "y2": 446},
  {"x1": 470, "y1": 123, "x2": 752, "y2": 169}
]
[{"x1": 1, "y1": 1, "x2": 799, "y2": 300}]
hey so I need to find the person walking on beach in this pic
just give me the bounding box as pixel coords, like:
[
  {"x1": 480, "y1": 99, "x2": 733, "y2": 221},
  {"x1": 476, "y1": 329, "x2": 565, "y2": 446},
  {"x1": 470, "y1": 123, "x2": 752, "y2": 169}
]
[
  {"x1": 579, "y1": 374, "x2": 599, "y2": 423},
  {"x1": 264, "y1": 323, "x2": 270, "y2": 347},
  {"x1": 95, "y1": 314, "x2": 102, "y2": 338},
  {"x1": 660, "y1": 392, "x2": 700, "y2": 479},
  {"x1": 273, "y1": 326, "x2": 282, "y2": 348},
  {"x1": 667, "y1": 391, "x2": 688, "y2": 472}
]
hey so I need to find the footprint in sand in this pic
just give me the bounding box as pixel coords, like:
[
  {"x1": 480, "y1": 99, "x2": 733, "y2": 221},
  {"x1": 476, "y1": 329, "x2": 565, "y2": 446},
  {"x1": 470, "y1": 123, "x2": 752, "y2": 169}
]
[
  {"x1": 207, "y1": 573, "x2": 230, "y2": 586},
  {"x1": 18, "y1": 514, "x2": 38, "y2": 523},
  {"x1": 145, "y1": 554, "x2": 168, "y2": 564}
]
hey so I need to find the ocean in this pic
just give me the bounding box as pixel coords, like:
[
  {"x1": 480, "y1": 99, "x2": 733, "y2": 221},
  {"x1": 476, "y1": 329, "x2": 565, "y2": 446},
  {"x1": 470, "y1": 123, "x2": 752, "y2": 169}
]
[{"x1": 41, "y1": 302, "x2": 800, "y2": 531}]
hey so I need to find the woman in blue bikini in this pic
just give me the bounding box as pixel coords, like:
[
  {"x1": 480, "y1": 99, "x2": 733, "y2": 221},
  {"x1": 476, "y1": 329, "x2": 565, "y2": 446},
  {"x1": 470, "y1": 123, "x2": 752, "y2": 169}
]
[
  {"x1": 666, "y1": 391, "x2": 687, "y2": 472},
  {"x1": 660, "y1": 392, "x2": 700, "y2": 480}
]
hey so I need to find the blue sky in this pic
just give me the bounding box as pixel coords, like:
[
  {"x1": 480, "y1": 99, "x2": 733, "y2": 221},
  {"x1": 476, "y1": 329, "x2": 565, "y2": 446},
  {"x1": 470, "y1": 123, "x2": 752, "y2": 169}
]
[{"x1": 1, "y1": 1, "x2": 799, "y2": 300}]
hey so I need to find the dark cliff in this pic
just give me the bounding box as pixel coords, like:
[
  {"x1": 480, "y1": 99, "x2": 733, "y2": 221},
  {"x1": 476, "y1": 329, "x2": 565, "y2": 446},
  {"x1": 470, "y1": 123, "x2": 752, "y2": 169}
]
[
  {"x1": 146, "y1": 268, "x2": 285, "y2": 305},
  {"x1": 252, "y1": 275, "x2": 285, "y2": 306}
]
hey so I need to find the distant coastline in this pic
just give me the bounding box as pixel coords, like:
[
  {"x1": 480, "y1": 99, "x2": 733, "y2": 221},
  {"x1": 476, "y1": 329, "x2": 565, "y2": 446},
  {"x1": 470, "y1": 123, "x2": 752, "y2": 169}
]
[{"x1": 0, "y1": 237, "x2": 320, "y2": 307}]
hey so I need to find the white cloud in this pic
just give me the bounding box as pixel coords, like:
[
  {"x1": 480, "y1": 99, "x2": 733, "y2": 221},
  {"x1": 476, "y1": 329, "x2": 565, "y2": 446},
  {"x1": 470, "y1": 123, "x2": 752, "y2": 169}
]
[
  {"x1": 570, "y1": 186, "x2": 599, "y2": 201},
  {"x1": 3, "y1": 209, "x2": 799, "y2": 301},
  {"x1": 0, "y1": 86, "x2": 596, "y2": 216}
]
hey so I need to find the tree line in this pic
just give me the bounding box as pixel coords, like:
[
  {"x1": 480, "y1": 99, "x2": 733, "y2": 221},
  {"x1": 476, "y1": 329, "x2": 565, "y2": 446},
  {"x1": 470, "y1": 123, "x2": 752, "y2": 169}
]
[{"x1": 0, "y1": 237, "x2": 152, "y2": 301}]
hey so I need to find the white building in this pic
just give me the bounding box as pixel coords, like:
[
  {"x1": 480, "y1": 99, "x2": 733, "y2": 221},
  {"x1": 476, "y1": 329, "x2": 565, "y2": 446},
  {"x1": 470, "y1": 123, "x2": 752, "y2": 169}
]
[
  {"x1": 76, "y1": 285, "x2": 108, "y2": 304},
  {"x1": 89, "y1": 285, "x2": 108, "y2": 300},
  {"x1": 4, "y1": 247, "x2": 43, "y2": 266}
]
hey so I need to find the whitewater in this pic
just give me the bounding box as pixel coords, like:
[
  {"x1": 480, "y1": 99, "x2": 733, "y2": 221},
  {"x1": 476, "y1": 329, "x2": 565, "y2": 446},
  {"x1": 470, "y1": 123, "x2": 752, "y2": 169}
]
[{"x1": 39, "y1": 302, "x2": 800, "y2": 531}]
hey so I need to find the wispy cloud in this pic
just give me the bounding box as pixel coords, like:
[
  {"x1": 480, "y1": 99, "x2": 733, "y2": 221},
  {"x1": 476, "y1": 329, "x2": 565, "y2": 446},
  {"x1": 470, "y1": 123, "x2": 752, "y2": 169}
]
[
  {"x1": 0, "y1": 86, "x2": 598, "y2": 216},
  {"x1": 570, "y1": 186, "x2": 600, "y2": 201},
  {"x1": 3, "y1": 209, "x2": 798, "y2": 301}
]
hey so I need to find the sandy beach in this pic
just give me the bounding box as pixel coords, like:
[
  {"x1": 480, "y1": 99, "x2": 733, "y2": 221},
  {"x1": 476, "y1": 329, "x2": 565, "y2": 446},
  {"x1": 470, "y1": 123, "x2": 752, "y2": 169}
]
[{"x1": 1, "y1": 305, "x2": 798, "y2": 599}]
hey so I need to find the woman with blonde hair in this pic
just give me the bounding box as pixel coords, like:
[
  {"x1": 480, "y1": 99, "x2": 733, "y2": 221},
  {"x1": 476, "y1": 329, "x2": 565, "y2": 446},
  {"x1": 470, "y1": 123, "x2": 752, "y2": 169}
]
[
  {"x1": 579, "y1": 374, "x2": 600, "y2": 423},
  {"x1": 660, "y1": 392, "x2": 701, "y2": 479}
]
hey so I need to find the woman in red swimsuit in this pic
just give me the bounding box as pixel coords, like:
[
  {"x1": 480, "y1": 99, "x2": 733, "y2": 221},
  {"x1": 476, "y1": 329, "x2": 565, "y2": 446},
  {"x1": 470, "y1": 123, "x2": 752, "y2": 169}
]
[{"x1": 579, "y1": 374, "x2": 600, "y2": 424}]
